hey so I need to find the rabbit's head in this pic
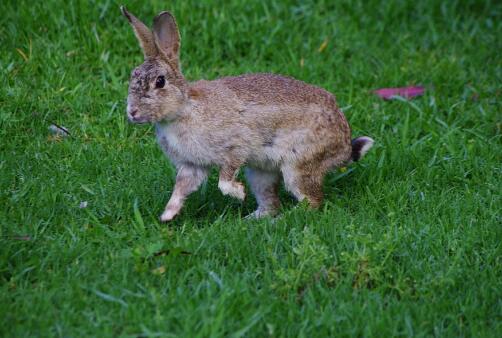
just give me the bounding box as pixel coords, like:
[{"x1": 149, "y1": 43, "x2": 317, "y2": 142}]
[{"x1": 122, "y1": 7, "x2": 187, "y2": 123}]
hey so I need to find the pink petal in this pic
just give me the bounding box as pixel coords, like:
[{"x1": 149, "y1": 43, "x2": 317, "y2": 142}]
[{"x1": 374, "y1": 86, "x2": 425, "y2": 100}]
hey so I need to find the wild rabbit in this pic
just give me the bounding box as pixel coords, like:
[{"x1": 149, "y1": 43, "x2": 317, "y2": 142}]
[{"x1": 121, "y1": 7, "x2": 374, "y2": 222}]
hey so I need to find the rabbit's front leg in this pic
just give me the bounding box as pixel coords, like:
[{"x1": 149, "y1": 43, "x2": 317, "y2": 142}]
[
  {"x1": 218, "y1": 165, "x2": 246, "y2": 201},
  {"x1": 160, "y1": 165, "x2": 208, "y2": 222}
]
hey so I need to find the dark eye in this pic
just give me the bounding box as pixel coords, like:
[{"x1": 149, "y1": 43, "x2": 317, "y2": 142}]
[{"x1": 155, "y1": 76, "x2": 166, "y2": 89}]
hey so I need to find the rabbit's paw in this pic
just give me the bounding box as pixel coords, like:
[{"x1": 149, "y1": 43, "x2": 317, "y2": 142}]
[
  {"x1": 245, "y1": 207, "x2": 278, "y2": 219},
  {"x1": 218, "y1": 180, "x2": 246, "y2": 201},
  {"x1": 160, "y1": 209, "x2": 178, "y2": 222}
]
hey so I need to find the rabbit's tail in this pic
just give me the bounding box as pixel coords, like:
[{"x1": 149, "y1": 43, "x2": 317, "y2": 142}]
[{"x1": 351, "y1": 136, "x2": 374, "y2": 162}]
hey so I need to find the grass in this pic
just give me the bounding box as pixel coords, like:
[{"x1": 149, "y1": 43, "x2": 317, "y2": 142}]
[{"x1": 1, "y1": 0, "x2": 501, "y2": 336}]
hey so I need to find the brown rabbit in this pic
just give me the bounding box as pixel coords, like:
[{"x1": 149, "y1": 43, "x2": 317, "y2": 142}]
[{"x1": 121, "y1": 7, "x2": 374, "y2": 222}]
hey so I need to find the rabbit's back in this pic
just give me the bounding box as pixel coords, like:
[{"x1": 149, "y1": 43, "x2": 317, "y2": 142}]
[
  {"x1": 224, "y1": 74, "x2": 351, "y2": 166},
  {"x1": 220, "y1": 73, "x2": 336, "y2": 108}
]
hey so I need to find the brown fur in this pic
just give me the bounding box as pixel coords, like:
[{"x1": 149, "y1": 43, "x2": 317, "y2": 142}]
[{"x1": 120, "y1": 7, "x2": 374, "y2": 221}]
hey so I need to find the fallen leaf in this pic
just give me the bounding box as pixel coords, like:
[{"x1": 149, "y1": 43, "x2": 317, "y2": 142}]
[
  {"x1": 11, "y1": 235, "x2": 32, "y2": 241},
  {"x1": 374, "y1": 86, "x2": 425, "y2": 100},
  {"x1": 151, "y1": 266, "x2": 166, "y2": 275},
  {"x1": 66, "y1": 50, "x2": 77, "y2": 57},
  {"x1": 16, "y1": 48, "x2": 29, "y2": 62},
  {"x1": 318, "y1": 39, "x2": 329, "y2": 53},
  {"x1": 48, "y1": 124, "x2": 70, "y2": 137}
]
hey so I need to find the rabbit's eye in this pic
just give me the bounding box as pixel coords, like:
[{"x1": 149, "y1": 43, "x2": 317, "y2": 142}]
[{"x1": 155, "y1": 76, "x2": 166, "y2": 89}]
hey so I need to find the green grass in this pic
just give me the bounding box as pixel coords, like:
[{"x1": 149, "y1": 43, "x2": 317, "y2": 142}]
[{"x1": 1, "y1": 0, "x2": 501, "y2": 336}]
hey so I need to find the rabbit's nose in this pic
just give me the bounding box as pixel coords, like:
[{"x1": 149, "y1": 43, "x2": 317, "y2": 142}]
[{"x1": 126, "y1": 102, "x2": 138, "y2": 117}]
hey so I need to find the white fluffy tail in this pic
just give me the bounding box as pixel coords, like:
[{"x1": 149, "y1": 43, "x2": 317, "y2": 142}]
[{"x1": 351, "y1": 136, "x2": 374, "y2": 162}]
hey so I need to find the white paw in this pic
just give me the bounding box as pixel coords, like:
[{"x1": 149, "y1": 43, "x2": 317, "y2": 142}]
[
  {"x1": 218, "y1": 180, "x2": 246, "y2": 201},
  {"x1": 245, "y1": 208, "x2": 278, "y2": 219},
  {"x1": 160, "y1": 209, "x2": 177, "y2": 222}
]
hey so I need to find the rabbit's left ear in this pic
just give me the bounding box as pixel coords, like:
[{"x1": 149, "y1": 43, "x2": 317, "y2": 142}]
[{"x1": 153, "y1": 11, "x2": 181, "y2": 68}]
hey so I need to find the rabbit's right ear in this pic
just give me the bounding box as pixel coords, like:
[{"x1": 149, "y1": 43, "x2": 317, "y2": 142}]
[
  {"x1": 121, "y1": 6, "x2": 157, "y2": 58},
  {"x1": 152, "y1": 11, "x2": 181, "y2": 69}
]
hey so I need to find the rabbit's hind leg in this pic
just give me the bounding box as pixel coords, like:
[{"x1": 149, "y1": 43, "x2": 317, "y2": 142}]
[
  {"x1": 244, "y1": 168, "x2": 280, "y2": 218},
  {"x1": 281, "y1": 162, "x2": 327, "y2": 208},
  {"x1": 218, "y1": 165, "x2": 246, "y2": 200}
]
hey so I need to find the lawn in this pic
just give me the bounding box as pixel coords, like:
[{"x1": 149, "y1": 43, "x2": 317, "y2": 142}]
[{"x1": 1, "y1": 0, "x2": 501, "y2": 336}]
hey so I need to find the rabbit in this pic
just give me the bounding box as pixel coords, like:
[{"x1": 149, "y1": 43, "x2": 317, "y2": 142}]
[{"x1": 120, "y1": 7, "x2": 374, "y2": 222}]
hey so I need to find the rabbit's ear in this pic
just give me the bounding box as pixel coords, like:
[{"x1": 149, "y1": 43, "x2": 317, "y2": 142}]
[
  {"x1": 121, "y1": 6, "x2": 157, "y2": 58},
  {"x1": 152, "y1": 11, "x2": 181, "y2": 67}
]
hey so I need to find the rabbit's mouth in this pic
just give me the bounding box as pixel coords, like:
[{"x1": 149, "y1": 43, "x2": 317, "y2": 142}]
[
  {"x1": 127, "y1": 102, "x2": 150, "y2": 123},
  {"x1": 127, "y1": 114, "x2": 150, "y2": 124}
]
